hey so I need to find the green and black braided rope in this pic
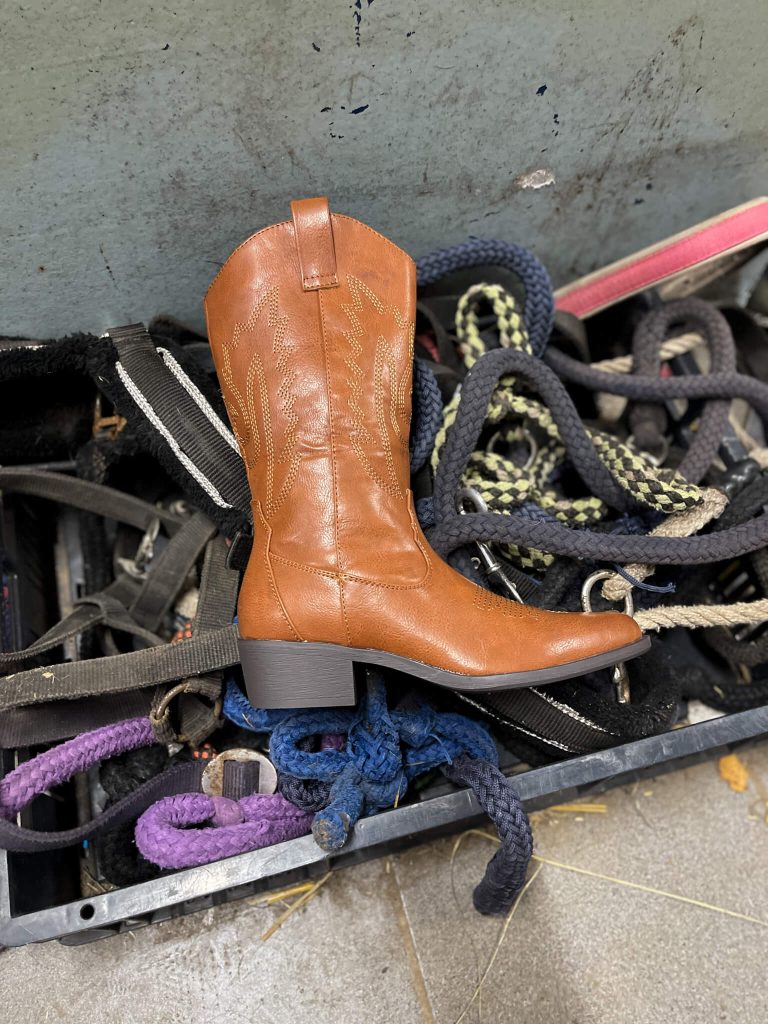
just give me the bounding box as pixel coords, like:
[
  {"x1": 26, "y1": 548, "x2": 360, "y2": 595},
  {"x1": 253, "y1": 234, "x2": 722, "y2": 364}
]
[{"x1": 431, "y1": 283, "x2": 704, "y2": 569}]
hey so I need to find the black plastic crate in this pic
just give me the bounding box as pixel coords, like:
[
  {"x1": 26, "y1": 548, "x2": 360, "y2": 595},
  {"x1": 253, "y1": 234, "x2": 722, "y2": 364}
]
[{"x1": 1, "y1": 705, "x2": 765, "y2": 946}]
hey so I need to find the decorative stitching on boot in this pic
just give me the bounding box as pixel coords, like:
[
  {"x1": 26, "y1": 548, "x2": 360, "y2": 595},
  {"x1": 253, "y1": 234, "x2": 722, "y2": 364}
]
[
  {"x1": 318, "y1": 289, "x2": 349, "y2": 652},
  {"x1": 341, "y1": 274, "x2": 413, "y2": 497},
  {"x1": 226, "y1": 287, "x2": 301, "y2": 518}
]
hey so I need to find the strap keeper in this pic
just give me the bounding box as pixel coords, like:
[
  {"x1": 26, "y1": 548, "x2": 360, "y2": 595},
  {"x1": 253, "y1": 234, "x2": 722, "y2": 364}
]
[{"x1": 290, "y1": 197, "x2": 339, "y2": 291}]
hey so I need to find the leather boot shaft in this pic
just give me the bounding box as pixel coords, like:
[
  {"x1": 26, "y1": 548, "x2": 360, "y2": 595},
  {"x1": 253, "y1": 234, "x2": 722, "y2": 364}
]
[{"x1": 205, "y1": 199, "x2": 424, "y2": 641}]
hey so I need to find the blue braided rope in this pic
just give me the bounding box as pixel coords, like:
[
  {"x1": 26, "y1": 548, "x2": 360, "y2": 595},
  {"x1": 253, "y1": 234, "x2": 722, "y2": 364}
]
[
  {"x1": 223, "y1": 679, "x2": 297, "y2": 732},
  {"x1": 410, "y1": 359, "x2": 443, "y2": 473},
  {"x1": 225, "y1": 673, "x2": 496, "y2": 839},
  {"x1": 224, "y1": 673, "x2": 532, "y2": 916},
  {"x1": 442, "y1": 755, "x2": 533, "y2": 914},
  {"x1": 415, "y1": 238, "x2": 555, "y2": 356}
]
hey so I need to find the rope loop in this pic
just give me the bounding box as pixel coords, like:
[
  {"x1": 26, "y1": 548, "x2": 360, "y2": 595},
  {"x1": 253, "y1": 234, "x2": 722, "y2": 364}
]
[{"x1": 223, "y1": 672, "x2": 534, "y2": 913}]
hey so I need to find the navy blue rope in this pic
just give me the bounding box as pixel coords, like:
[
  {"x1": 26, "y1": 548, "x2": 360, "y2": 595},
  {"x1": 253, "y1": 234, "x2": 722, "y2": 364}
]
[
  {"x1": 223, "y1": 674, "x2": 533, "y2": 914},
  {"x1": 416, "y1": 238, "x2": 554, "y2": 356},
  {"x1": 410, "y1": 360, "x2": 443, "y2": 473},
  {"x1": 611, "y1": 565, "x2": 676, "y2": 594}
]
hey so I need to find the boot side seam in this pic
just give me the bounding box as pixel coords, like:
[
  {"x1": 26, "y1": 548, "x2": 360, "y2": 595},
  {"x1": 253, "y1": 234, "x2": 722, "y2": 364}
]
[
  {"x1": 317, "y1": 288, "x2": 352, "y2": 646},
  {"x1": 270, "y1": 553, "x2": 434, "y2": 592},
  {"x1": 255, "y1": 503, "x2": 303, "y2": 642}
]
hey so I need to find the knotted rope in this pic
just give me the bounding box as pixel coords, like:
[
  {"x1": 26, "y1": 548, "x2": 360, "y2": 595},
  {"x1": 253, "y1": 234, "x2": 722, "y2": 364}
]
[
  {"x1": 224, "y1": 672, "x2": 534, "y2": 915},
  {"x1": 0, "y1": 715, "x2": 311, "y2": 867},
  {"x1": 135, "y1": 792, "x2": 312, "y2": 869},
  {"x1": 428, "y1": 345, "x2": 768, "y2": 565}
]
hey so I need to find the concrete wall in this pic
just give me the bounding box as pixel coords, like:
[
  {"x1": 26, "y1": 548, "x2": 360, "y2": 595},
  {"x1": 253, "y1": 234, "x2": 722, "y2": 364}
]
[{"x1": 3, "y1": 0, "x2": 766, "y2": 337}]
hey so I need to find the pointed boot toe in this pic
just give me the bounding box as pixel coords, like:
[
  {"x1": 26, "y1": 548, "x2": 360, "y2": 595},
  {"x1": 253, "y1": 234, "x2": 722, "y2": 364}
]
[{"x1": 206, "y1": 198, "x2": 650, "y2": 708}]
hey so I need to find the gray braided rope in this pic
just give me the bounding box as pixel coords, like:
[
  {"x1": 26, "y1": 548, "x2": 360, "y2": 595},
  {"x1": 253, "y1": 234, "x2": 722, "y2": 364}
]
[
  {"x1": 430, "y1": 347, "x2": 768, "y2": 564},
  {"x1": 544, "y1": 348, "x2": 768, "y2": 421},
  {"x1": 628, "y1": 299, "x2": 736, "y2": 484}
]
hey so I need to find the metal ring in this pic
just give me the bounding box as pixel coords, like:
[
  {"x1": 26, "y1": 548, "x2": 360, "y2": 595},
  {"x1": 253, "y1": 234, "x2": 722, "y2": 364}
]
[
  {"x1": 457, "y1": 485, "x2": 489, "y2": 514},
  {"x1": 580, "y1": 570, "x2": 634, "y2": 617},
  {"x1": 201, "y1": 749, "x2": 277, "y2": 797},
  {"x1": 626, "y1": 433, "x2": 670, "y2": 469},
  {"x1": 484, "y1": 427, "x2": 538, "y2": 471}
]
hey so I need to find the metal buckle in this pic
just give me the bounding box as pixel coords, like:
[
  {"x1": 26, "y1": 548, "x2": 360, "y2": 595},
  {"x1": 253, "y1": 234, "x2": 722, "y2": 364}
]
[
  {"x1": 92, "y1": 394, "x2": 127, "y2": 441},
  {"x1": 626, "y1": 433, "x2": 670, "y2": 468},
  {"x1": 581, "y1": 570, "x2": 634, "y2": 704},
  {"x1": 201, "y1": 749, "x2": 277, "y2": 797},
  {"x1": 457, "y1": 486, "x2": 524, "y2": 603},
  {"x1": 150, "y1": 681, "x2": 223, "y2": 745}
]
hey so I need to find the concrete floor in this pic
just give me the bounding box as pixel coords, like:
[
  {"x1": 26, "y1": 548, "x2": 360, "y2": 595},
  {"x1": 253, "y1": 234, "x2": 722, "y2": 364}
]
[{"x1": 1, "y1": 746, "x2": 767, "y2": 1024}]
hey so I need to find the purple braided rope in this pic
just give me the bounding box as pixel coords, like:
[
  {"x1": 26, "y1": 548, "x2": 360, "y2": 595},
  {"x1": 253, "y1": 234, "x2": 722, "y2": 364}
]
[
  {"x1": 135, "y1": 792, "x2": 313, "y2": 868},
  {"x1": 0, "y1": 717, "x2": 156, "y2": 819}
]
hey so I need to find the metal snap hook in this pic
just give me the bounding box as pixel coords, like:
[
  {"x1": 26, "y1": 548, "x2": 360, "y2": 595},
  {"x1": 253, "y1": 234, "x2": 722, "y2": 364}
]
[
  {"x1": 581, "y1": 570, "x2": 634, "y2": 704},
  {"x1": 457, "y1": 486, "x2": 524, "y2": 603},
  {"x1": 116, "y1": 516, "x2": 161, "y2": 580}
]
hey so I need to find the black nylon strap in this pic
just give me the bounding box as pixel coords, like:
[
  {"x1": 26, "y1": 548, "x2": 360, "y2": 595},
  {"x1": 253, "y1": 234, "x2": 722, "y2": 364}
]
[
  {"x1": 109, "y1": 326, "x2": 251, "y2": 516},
  {"x1": 149, "y1": 535, "x2": 240, "y2": 745},
  {"x1": 0, "y1": 468, "x2": 183, "y2": 533},
  {"x1": 194, "y1": 536, "x2": 240, "y2": 632},
  {"x1": 0, "y1": 692, "x2": 153, "y2": 747},
  {"x1": 0, "y1": 576, "x2": 153, "y2": 670},
  {"x1": 0, "y1": 625, "x2": 239, "y2": 712},
  {"x1": 454, "y1": 688, "x2": 616, "y2": 754},
  {"x1": 129, "y1": 512, "x2": 217, "y2": 631},
  {"x1": 0, "y1": 540, "x2": 238, "y2": 744},
  {"x1": 0, "y1": 762, "x2": 204, "y2": 853},
  {"x1": 222, "y1": 760, "x2": 261, "y2": 800}
]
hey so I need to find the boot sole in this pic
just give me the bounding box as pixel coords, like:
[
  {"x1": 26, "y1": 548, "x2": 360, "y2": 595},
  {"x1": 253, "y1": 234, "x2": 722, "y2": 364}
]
[{"x1": 238, "y1": 635, "x2": 652, "y2": 708}]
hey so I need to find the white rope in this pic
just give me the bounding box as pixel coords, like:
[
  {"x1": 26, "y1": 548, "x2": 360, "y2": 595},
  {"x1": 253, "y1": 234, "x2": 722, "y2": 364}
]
[
  {"x1": 593, "y1": 332, "x2": 704, "y2": 422},
  {"x1": 601, "y1": 488, "x2": 729, "y2": 602},
  {"x1": 636, "y1": 598, "x2": 768, "y2": 632},
  {"x1": 591, "y1": 332, "x2": 705, "y2": 374}
]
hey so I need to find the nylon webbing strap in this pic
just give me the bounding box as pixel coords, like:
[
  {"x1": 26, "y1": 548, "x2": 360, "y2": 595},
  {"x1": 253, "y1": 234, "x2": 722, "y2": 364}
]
[
  {"x1": 0, "y1": 516, "x2": 220, "y2": 672},
  {"x1": 0, "y1": 693, "x2": 152, "y2": 748},
  {"x1": 149, "y1": 535, "x2": 239, "y2": 745},
  {"x1": 195, "y1": 536, "x2": 240, "y2": 632},
  {"x1": 455, "y1": 688, "x2": 617, "y2": 754},
  {"x1": 129, "y1": 512, "x2": 217, "y2": 631},
  {"x1": 0, "y1": 762, "x2": 204, "y2": 853},
  {"x1": 0, "y1": 575, "x2": 163, "y2": 672},
  {"x1": 108, "y1": 325, "x2": 252, "y2": 517},
  {"x1": 0, "y1": 468, "x2": 183, "y2": 534},
  {"x1": 0, "y1": 625, "x2": 239, "y2": 712}
]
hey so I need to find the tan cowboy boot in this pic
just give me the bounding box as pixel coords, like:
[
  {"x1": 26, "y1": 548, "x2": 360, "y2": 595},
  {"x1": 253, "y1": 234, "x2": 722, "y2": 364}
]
[{"x1": 205, "y1": 198, "x2": 649, "y2": 707}]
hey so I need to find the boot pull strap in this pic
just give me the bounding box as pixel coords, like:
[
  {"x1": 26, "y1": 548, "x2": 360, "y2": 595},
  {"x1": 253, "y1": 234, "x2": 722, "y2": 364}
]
[{"x1": 290, "y1": 197, "x2": 339, "y2": 291}]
